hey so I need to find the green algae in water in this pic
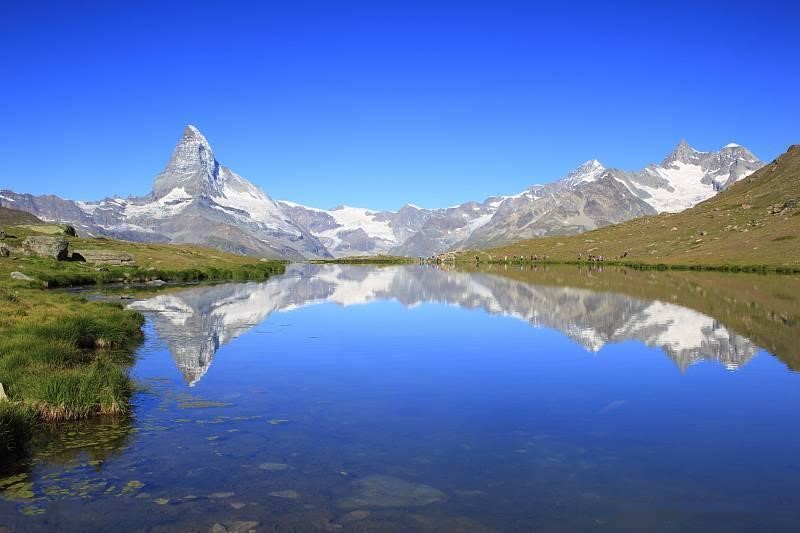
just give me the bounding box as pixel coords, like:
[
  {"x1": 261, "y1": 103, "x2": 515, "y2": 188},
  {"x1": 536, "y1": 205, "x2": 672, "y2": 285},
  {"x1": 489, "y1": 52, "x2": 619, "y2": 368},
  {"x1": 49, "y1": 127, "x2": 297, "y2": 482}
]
[
  {"x1": 3, "y1": 481, "x2": 35, "y2": 500},
  {"x1": 0, "y1": 473, "x2": 28, "y2": 488},
  {"x1": 122, "y1": 480, "x2": 145, "y2": 494}
]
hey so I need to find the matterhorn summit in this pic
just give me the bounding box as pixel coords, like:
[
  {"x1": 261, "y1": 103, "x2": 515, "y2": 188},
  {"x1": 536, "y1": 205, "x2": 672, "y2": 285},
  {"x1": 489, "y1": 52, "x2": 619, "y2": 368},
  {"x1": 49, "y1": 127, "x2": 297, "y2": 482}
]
[{"x1": 152, "y1": 125, "x2": 221, "y2": 199}]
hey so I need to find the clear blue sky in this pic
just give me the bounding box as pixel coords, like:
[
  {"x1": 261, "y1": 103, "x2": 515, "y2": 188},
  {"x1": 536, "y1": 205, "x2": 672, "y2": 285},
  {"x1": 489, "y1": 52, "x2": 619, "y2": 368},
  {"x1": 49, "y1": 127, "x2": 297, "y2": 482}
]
[{"x1": 1, "y1": 1, "x2": 798, "y2": 210}]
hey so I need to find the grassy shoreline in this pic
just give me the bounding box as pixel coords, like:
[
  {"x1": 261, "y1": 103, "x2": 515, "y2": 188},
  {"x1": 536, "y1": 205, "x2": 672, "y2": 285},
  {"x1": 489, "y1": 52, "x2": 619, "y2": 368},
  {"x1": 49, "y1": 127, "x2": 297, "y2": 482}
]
[
  {"x1": 309, "y1": 254, "x2": 800, "y2": 273},
  {"x1": 0, "y1": 225, "x2": 286, "y2": 459},
  {"x1": 452, "y1": 257, "x2": 800, "y2": 274}
]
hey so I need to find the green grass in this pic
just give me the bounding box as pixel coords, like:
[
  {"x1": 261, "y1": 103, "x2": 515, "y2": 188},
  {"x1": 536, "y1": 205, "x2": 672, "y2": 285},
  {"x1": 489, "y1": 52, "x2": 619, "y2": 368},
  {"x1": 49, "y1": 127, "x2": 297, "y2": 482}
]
[{"x1": 0, "y1": 402, "x2": 34, "y2": 458}]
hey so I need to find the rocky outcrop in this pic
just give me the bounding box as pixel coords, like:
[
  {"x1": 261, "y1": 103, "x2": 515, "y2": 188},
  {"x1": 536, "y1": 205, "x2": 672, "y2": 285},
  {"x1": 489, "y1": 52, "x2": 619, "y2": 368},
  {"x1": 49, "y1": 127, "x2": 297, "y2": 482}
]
[
  {"x1": 73, "y1": 249, "x2": 135, "y2": 266},
  {"x1": 21, "y1": 236, "x2": 68, "y2": 260},
  {"x1": 0, "y1": 243, "x2": 9, "y2": 257}
]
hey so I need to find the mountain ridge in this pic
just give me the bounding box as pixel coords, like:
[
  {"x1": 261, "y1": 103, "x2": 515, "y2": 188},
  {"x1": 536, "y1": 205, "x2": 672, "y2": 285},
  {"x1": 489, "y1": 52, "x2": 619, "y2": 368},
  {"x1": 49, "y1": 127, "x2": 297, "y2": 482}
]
[
  {"x1": 0, "y1": 126, "x2": 764, "y2": 259},
  {"x1": 461, "y1": 144, "x2": 800, "y2": 269}
]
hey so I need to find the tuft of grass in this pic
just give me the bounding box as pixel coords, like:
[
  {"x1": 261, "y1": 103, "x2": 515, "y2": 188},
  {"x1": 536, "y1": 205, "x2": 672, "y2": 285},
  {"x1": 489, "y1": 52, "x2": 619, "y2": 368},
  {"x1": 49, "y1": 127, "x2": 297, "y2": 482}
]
[{"x1": 0, "y1": 402, "x2": 35, "y2": 457}]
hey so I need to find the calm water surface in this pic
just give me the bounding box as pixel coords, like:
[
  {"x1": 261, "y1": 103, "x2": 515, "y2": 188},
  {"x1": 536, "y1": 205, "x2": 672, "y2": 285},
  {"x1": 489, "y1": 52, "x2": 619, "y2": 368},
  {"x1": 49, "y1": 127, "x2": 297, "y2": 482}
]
[{"x1": 2, "y1": 264, "x2": 800, "y2": 532}]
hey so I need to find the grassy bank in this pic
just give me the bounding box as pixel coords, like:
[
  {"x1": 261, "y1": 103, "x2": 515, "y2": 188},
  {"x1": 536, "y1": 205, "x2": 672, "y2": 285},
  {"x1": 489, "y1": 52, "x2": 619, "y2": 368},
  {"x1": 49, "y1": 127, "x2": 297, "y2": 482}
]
[
  {"x1": 0, "y1": 219, "x2": 287, "y2": 458},
  {"x1": 456, "y1": 257, "x2": 800, "y2": 274}
]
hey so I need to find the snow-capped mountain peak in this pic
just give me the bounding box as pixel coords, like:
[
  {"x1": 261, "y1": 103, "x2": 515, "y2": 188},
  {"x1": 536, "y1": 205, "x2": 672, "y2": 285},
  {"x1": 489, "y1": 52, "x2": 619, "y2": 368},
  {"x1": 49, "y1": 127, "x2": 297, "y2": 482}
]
[
  {"x1": 152, "y1": 124, "x2": 222, "y2": 199},
  {"x1": 661, "y1": 138, "x2": 704, "y2": 167},
  {"x1": 563, "y1": 159, "x2": 606, "y2": 186}
]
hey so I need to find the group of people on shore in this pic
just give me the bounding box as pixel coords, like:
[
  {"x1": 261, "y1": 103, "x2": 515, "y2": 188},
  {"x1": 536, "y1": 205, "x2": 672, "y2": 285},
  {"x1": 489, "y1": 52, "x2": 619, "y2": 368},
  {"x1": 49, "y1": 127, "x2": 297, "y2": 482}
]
[{"x1": 578, "y1": 253, "x2": 605, "y2": 262}]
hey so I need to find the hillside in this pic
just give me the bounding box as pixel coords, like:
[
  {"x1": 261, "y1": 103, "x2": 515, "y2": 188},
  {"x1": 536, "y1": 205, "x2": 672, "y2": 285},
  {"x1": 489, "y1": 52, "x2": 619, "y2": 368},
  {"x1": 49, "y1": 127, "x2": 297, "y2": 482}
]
[
  {"x1": 0, "y1": 206, "x2": 43, "y2": 225},
  {"x1": 0, "y1": 222, "x2": 285, "y2": 287},
  {"x1": 462, "y1": 145, "x2": 800, "y2": 269}
]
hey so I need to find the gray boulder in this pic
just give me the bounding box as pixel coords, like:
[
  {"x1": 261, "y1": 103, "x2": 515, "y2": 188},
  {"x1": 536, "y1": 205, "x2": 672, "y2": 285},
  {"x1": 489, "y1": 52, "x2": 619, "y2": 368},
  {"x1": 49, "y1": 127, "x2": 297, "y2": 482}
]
[
  {"x1": 21, "y1": 236, "x2": 68, "y2": 260},
  {"x1": 73, "y1": 249, "x2": 135, "y2": 266},
  {"x1": 0, "y1": 243, "x2": 9, "y2": 257},
  {"x1": 10, "y1": 271, "x2": 34, "y2": 281}
]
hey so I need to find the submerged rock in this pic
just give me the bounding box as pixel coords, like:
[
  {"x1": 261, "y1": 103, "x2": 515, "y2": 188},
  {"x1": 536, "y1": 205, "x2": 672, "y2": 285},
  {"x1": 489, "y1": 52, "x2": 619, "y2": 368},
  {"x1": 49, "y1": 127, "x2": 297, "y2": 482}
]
[
  {"x1": 338, "y1": 510, "x2": 370, "y2": 523},
  {"x1": 337, "y1": 475, "x2": 446, "y2": 509},
  {"x1": 210, "y1": 521, "x2": 259, "y2": 533},
  {"x1": 258, "y1": 462, "x2": 289, "y2": 471},
  {"x1": 269, "y1": 489, "x2": 300, "y2": 499},
  {"x1": 209, "y1": 491, "x2": 235, "y2": 499}
]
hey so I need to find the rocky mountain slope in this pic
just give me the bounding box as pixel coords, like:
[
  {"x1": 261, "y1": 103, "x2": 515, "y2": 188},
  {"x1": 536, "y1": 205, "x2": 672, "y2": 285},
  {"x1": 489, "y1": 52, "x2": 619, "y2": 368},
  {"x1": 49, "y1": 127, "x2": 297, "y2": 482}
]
[
  {"x1": 0, "y1": 206, "x2": 43, "y2": 226},
  {"x1": 282, "y1": 141, "x2": 763, "y2": 256},
  {"x1": 1, "y1": 127, "x2": 330, "y2": 260},
  {"x1": 466, "y1": 144, "x2": 800, "y2": 269},
  {"x1": 0, "y1": 127, "x2": 763, "y2": 259}
]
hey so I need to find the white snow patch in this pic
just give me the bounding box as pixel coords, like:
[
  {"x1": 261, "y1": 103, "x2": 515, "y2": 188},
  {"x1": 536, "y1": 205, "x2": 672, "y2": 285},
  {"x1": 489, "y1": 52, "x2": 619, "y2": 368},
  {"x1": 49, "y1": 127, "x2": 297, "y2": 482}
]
[{"x1": 636, "y1": 161, "x2": 715, "y2": 213}]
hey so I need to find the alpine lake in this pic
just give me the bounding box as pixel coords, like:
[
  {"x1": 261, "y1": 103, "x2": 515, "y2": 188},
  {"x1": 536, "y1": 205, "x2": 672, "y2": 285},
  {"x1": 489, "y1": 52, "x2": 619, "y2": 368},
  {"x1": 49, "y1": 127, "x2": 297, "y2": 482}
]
[{"x1": 2, "y1": 264, "x2": 799, "y2": 532}]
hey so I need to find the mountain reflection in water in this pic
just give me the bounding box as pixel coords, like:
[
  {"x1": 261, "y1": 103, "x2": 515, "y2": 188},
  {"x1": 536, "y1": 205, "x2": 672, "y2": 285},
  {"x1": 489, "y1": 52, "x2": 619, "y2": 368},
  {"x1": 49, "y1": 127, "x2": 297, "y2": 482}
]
[{"x1": 128, "y1": 264, "x2": 790, "y2": 386}]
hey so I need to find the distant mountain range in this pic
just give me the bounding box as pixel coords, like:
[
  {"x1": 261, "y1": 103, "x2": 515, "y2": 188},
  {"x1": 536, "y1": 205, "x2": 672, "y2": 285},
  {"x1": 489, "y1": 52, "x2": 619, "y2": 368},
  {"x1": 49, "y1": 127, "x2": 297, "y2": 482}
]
[{"x1": 0, "y1": 126, "x2": 763, "y2": 259}]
